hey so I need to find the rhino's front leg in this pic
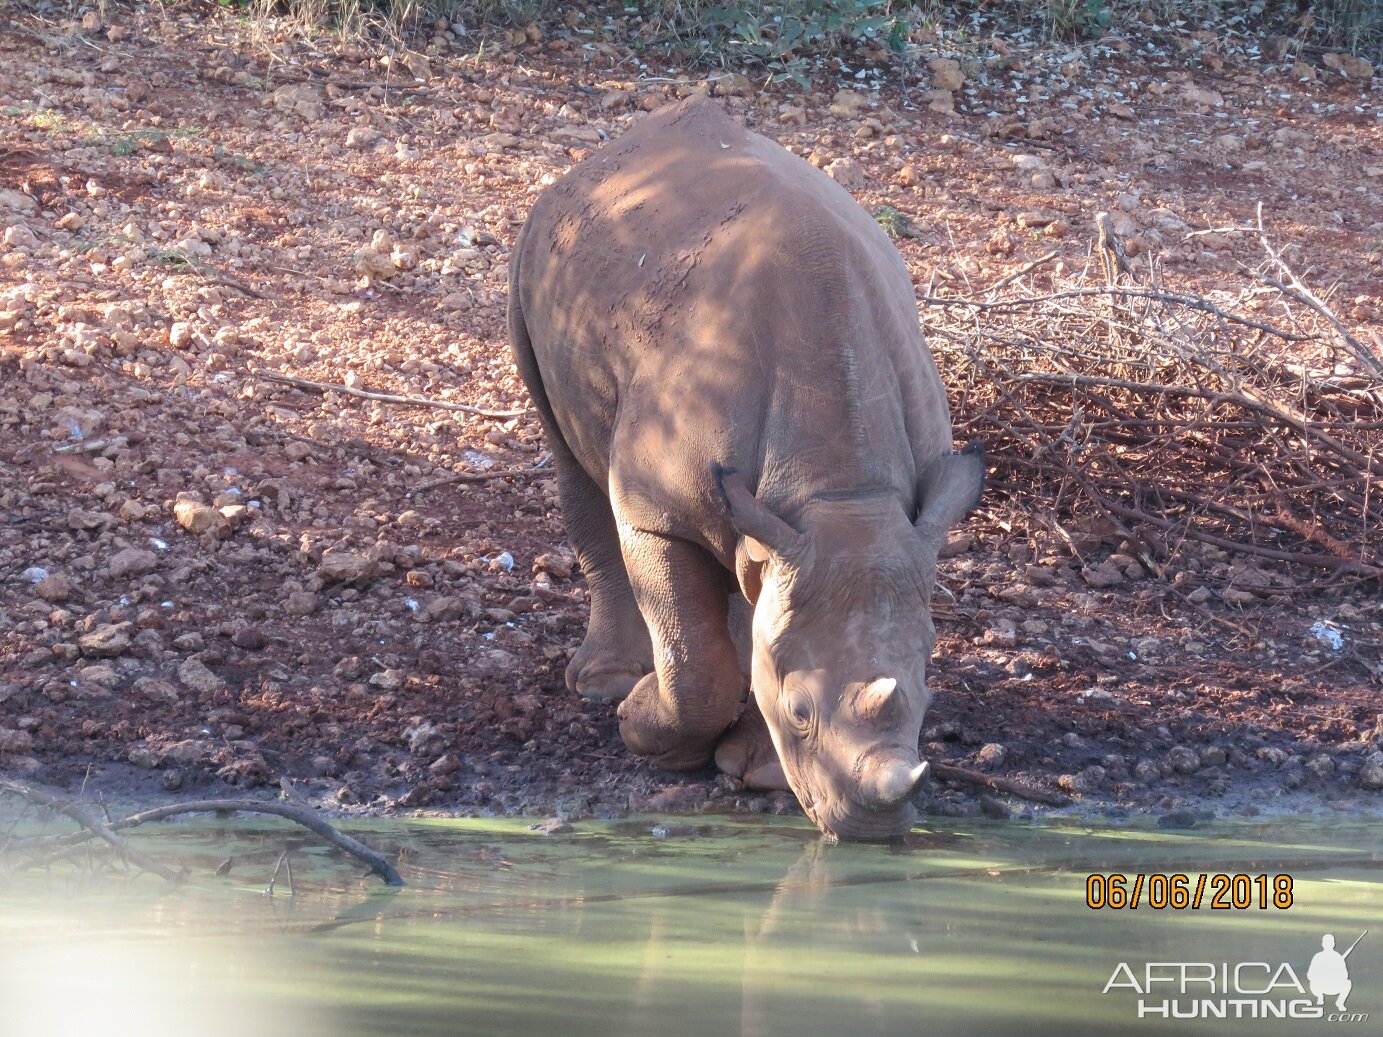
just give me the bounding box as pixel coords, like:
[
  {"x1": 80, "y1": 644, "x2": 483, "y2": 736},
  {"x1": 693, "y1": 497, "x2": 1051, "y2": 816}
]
[
  {"x1": 615, "y1": 527, "x2": 745, "y2": 770},
  {"x1": 553, "y1": 452, "x2": 653, "y2": 702},
  {"x1": 715, "y1": 698, "x2": 789, "y2": 791}
]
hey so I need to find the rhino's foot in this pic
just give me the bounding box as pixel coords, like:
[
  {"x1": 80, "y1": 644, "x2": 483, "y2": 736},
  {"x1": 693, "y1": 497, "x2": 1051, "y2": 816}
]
[
  {"x1": 565, "y1": 630, "x2": 650, "y2": 702},
  {"x1": 715, "y1": 701, "x2": 788, "y2": 791},
  {"x1": 617, "y1": 674, "x2": 719, "y2": 771},
  {"x1": 565, "y1": 658, "x2": 644, "y2": 703}
]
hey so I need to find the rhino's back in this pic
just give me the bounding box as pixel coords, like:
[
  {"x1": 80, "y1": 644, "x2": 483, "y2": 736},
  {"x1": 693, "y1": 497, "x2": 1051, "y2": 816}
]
[
  {"x1": 512, "y1": 96, "x2": 950, "y2": 547},
  {"x1": 517, "y1": 94, "x2": 912, "y2": 354}
]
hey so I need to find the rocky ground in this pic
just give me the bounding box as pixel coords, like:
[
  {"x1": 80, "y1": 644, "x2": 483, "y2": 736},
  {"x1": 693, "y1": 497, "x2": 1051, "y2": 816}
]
[{"x1": 1, "y1": 5, "x2": 1380, "y2": 828}]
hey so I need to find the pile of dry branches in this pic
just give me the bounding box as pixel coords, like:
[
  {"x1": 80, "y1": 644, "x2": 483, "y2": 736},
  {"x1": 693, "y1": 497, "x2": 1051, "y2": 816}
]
[{"x1": 926, "y1": 215, "x2": 1382, "y2": 589}]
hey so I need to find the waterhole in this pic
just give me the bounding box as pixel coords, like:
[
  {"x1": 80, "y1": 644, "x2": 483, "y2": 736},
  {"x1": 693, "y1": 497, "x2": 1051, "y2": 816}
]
[{"x1": 1, "y1": 815, "x2": 1378, "y2": 1036}]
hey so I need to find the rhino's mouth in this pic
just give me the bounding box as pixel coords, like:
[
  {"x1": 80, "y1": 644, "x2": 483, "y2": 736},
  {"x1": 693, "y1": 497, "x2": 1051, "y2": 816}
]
[
  {"x1": 788, "y1": 753, "x2": 921, "y2": 842},
  {"x1": 801, "y1": 792, "x2": 918, "y2": 843}
]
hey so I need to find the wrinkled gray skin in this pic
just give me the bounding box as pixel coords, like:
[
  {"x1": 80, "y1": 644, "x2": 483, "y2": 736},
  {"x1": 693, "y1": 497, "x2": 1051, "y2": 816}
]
[{"x1": 507, "y1": 95, "x2": 984, "y2": 841}]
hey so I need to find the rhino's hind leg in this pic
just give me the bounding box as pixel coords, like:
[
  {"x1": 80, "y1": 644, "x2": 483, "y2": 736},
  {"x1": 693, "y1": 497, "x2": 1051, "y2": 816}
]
[
  {"x1": 555, "y1": 458, "x2": 653, "y2": 702},
  {"x1": 615, "y1": 529, "x2": 745, "y2": 770},
  {"x1": 715, "y1": 699, "x2": 789, "y2": 791},
  {"x1": 508, "y1": 278, "x2": 650, "y2": 702}
]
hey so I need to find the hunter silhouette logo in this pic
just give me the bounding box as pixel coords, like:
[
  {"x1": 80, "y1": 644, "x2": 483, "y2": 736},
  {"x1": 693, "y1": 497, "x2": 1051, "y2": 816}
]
[{"x1": 1309, "y1": 931, "x2": 1365, "y2": 1013}]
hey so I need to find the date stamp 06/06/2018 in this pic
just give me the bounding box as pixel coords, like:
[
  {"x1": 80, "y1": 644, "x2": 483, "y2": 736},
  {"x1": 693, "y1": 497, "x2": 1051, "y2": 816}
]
[{"x1": 1085, "y1": 872, "x2": 1295, "y2": 910}]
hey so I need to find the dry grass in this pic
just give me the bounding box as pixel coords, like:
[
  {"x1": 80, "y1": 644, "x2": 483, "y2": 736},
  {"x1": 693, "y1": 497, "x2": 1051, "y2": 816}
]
[
  {"x1": 11, "y1": 1, "x2": 1382, "y2": 60},
  {"x1": 1143, "y1": 0, "x2": 1382, "y2": 58}
]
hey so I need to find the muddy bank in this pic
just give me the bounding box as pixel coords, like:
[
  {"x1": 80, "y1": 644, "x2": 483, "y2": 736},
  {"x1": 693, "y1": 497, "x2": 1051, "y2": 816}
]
[{"x1": 1, "y1": 7, "x2": 1379, "y2": 829}]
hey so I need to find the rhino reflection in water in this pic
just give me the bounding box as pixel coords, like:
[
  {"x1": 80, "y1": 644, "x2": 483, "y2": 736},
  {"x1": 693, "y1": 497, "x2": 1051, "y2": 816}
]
[
  {"x1": 508, "y1": 95, "x2": 983, "y2": 841},
  {"x1": 623, "y1": 841, "x2": 909, "y2": 1037}
]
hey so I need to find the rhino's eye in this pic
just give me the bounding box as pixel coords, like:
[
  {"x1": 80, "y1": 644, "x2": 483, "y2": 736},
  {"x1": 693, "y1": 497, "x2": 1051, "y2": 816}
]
[{"x1": 784, "y1": 688, "x2": 814, "y2": 732}]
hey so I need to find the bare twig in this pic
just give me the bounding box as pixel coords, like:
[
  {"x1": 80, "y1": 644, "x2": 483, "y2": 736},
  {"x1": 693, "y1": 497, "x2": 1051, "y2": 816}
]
[
  {"x1": 930, "y1": 763, "x2": 1073, "y2": 807},
  {"x1": 109, "y1": 799, "x2": 406, "y2": 886},
  {"x1": 0, "y1": 147, "x2": 40, "y2": 165},
  {"x1": 160, "y1": 250, "x2": 268, "y2": 300},
  {"x1": 266, "y1": 263, "x2": 332, "y2": 282},
  {"x1": 412, "y1": 454, "x2": 551, "y2": 492},
  {"x1": 0, "y1": 780, "x2": 180, "y2": 881},
  {"x1": 1251, "y1": 202, "x2": 1383, "y2": 379},
  {"x1": 1009, "y1": 372, "x2": 1378, "y2": 471},
  {"x1": 1184, "y1": 225, "x2": 1258, "y2": 238},
  {"x1": 922, "y1": 226, "x2": 1381, "y2": 585},
  {"x1": 1095, "y1": 212, "x2": 1139, "y2": 285},
  {"x1": 1091, "y1": 490, "x2": 1379, "y2": 575},
  {"x1": 1168, "y1": 587, "x2": 1262, "y2": 643},
  {"x1": 264, "y1": 850, "x2": 297, "y2": 896},
  {"x1": 265, "y1": 850, "x2": 287, "y2": 895},
  {"x1": 921, "y1": 286, "x2": 1316, "y2": 341},
  {"x1": 0, "y1": 787, "x2": 405, "y2": 886},
  {"x1": 0, "y1": 802, "x2": 34, "y2": 860},
  {"x1": 52, "y1": 436, "x2": 125, "y2": 455},
  {"x1": 252, "y1": 367, "x2": 532, "y2": 419},
  {"x1": 204, "y1": 275, "x2": 268, "y2": 300},
  {"x1": 987, "y1": 250, "x2": 1059, "y2": 294}
]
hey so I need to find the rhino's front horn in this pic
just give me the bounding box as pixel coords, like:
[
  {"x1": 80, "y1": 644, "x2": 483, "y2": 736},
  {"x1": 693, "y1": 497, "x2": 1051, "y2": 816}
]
[{"x1": 862, "y1": 757, "x2": 930, "y2": 808}]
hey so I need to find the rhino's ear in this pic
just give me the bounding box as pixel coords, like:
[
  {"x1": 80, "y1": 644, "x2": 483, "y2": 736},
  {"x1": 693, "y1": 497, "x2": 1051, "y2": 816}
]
[
  {"x1": 914, "y1": 441, "x2": 985, "y2": 542},
  {"x1": 713, "y1": 464, "x2": 806, "y2": 562}
]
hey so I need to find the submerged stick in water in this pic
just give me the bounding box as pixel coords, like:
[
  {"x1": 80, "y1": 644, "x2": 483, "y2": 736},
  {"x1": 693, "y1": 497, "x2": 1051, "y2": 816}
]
[
  {"x1": 0, "y1": 782, "x2": 405, "y2": 887},
  {"x1": 111, "y1": 799, "x2": 406, "y2": 887},
  {"x1": 0, "y1": 780, "x2": 180, "y2": 881}
]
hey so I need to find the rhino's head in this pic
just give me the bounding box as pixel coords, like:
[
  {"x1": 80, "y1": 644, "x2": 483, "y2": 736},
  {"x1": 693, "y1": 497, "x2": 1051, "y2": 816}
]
[{"x1": 716, "y1": 446, "x2": 984, "y2": 841}]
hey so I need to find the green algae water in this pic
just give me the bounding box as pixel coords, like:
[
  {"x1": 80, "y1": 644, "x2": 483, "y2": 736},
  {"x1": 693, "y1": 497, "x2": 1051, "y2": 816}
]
[{"x1": 1, "y1": 815, "x2": 1379, "y2": 1037}]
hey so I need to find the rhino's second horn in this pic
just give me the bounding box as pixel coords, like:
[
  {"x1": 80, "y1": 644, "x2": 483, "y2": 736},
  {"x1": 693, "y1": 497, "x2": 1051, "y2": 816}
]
[{"x1": 863, "y1": 758, "x2": 929, "y2": 807}]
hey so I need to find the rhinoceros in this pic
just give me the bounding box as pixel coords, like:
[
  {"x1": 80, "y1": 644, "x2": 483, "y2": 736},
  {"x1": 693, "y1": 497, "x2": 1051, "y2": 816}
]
[{"x1": 507, "y1": 95, "x2": 983, "y2": 840}]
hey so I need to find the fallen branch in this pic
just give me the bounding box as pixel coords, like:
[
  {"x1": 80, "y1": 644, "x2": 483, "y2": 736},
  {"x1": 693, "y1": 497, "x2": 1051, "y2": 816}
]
[
  {"x1": 1168, "y1": 587, "x2": 1262, "y2": 644},
  {"x1": 0, "y1": 147, "x2": 40, "y2": 165},
  {"x1": 52, "y1": 435, "x2": 126, "y2": 455},
  {"x1": 156, "y1": 251, "x2": 268, "y2": 300},
  {"x1": 267, "y1": 70, "x2": 438, "y2": 94},
  {"x1": 0, "y1": 780, "x2": 180, "y2": 881},
  {"x1": 109, "y1": 799, "x2": 405, "y2": 886},
  {"x1": 930, "y1": 762, "x2": 1073, "y2": 807},
  {"x1": 412, "y1": 455, "x2": 551, "y2": 492},
  {"x1": 266, "y1": 263, "x2": 332, "y2": 282},
  {"x1": 252, "y1": 367, "x2": 532, "y2": 419},
  {"x1": 0, "y1": 783, "x2": 405, "y2": 886}
]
